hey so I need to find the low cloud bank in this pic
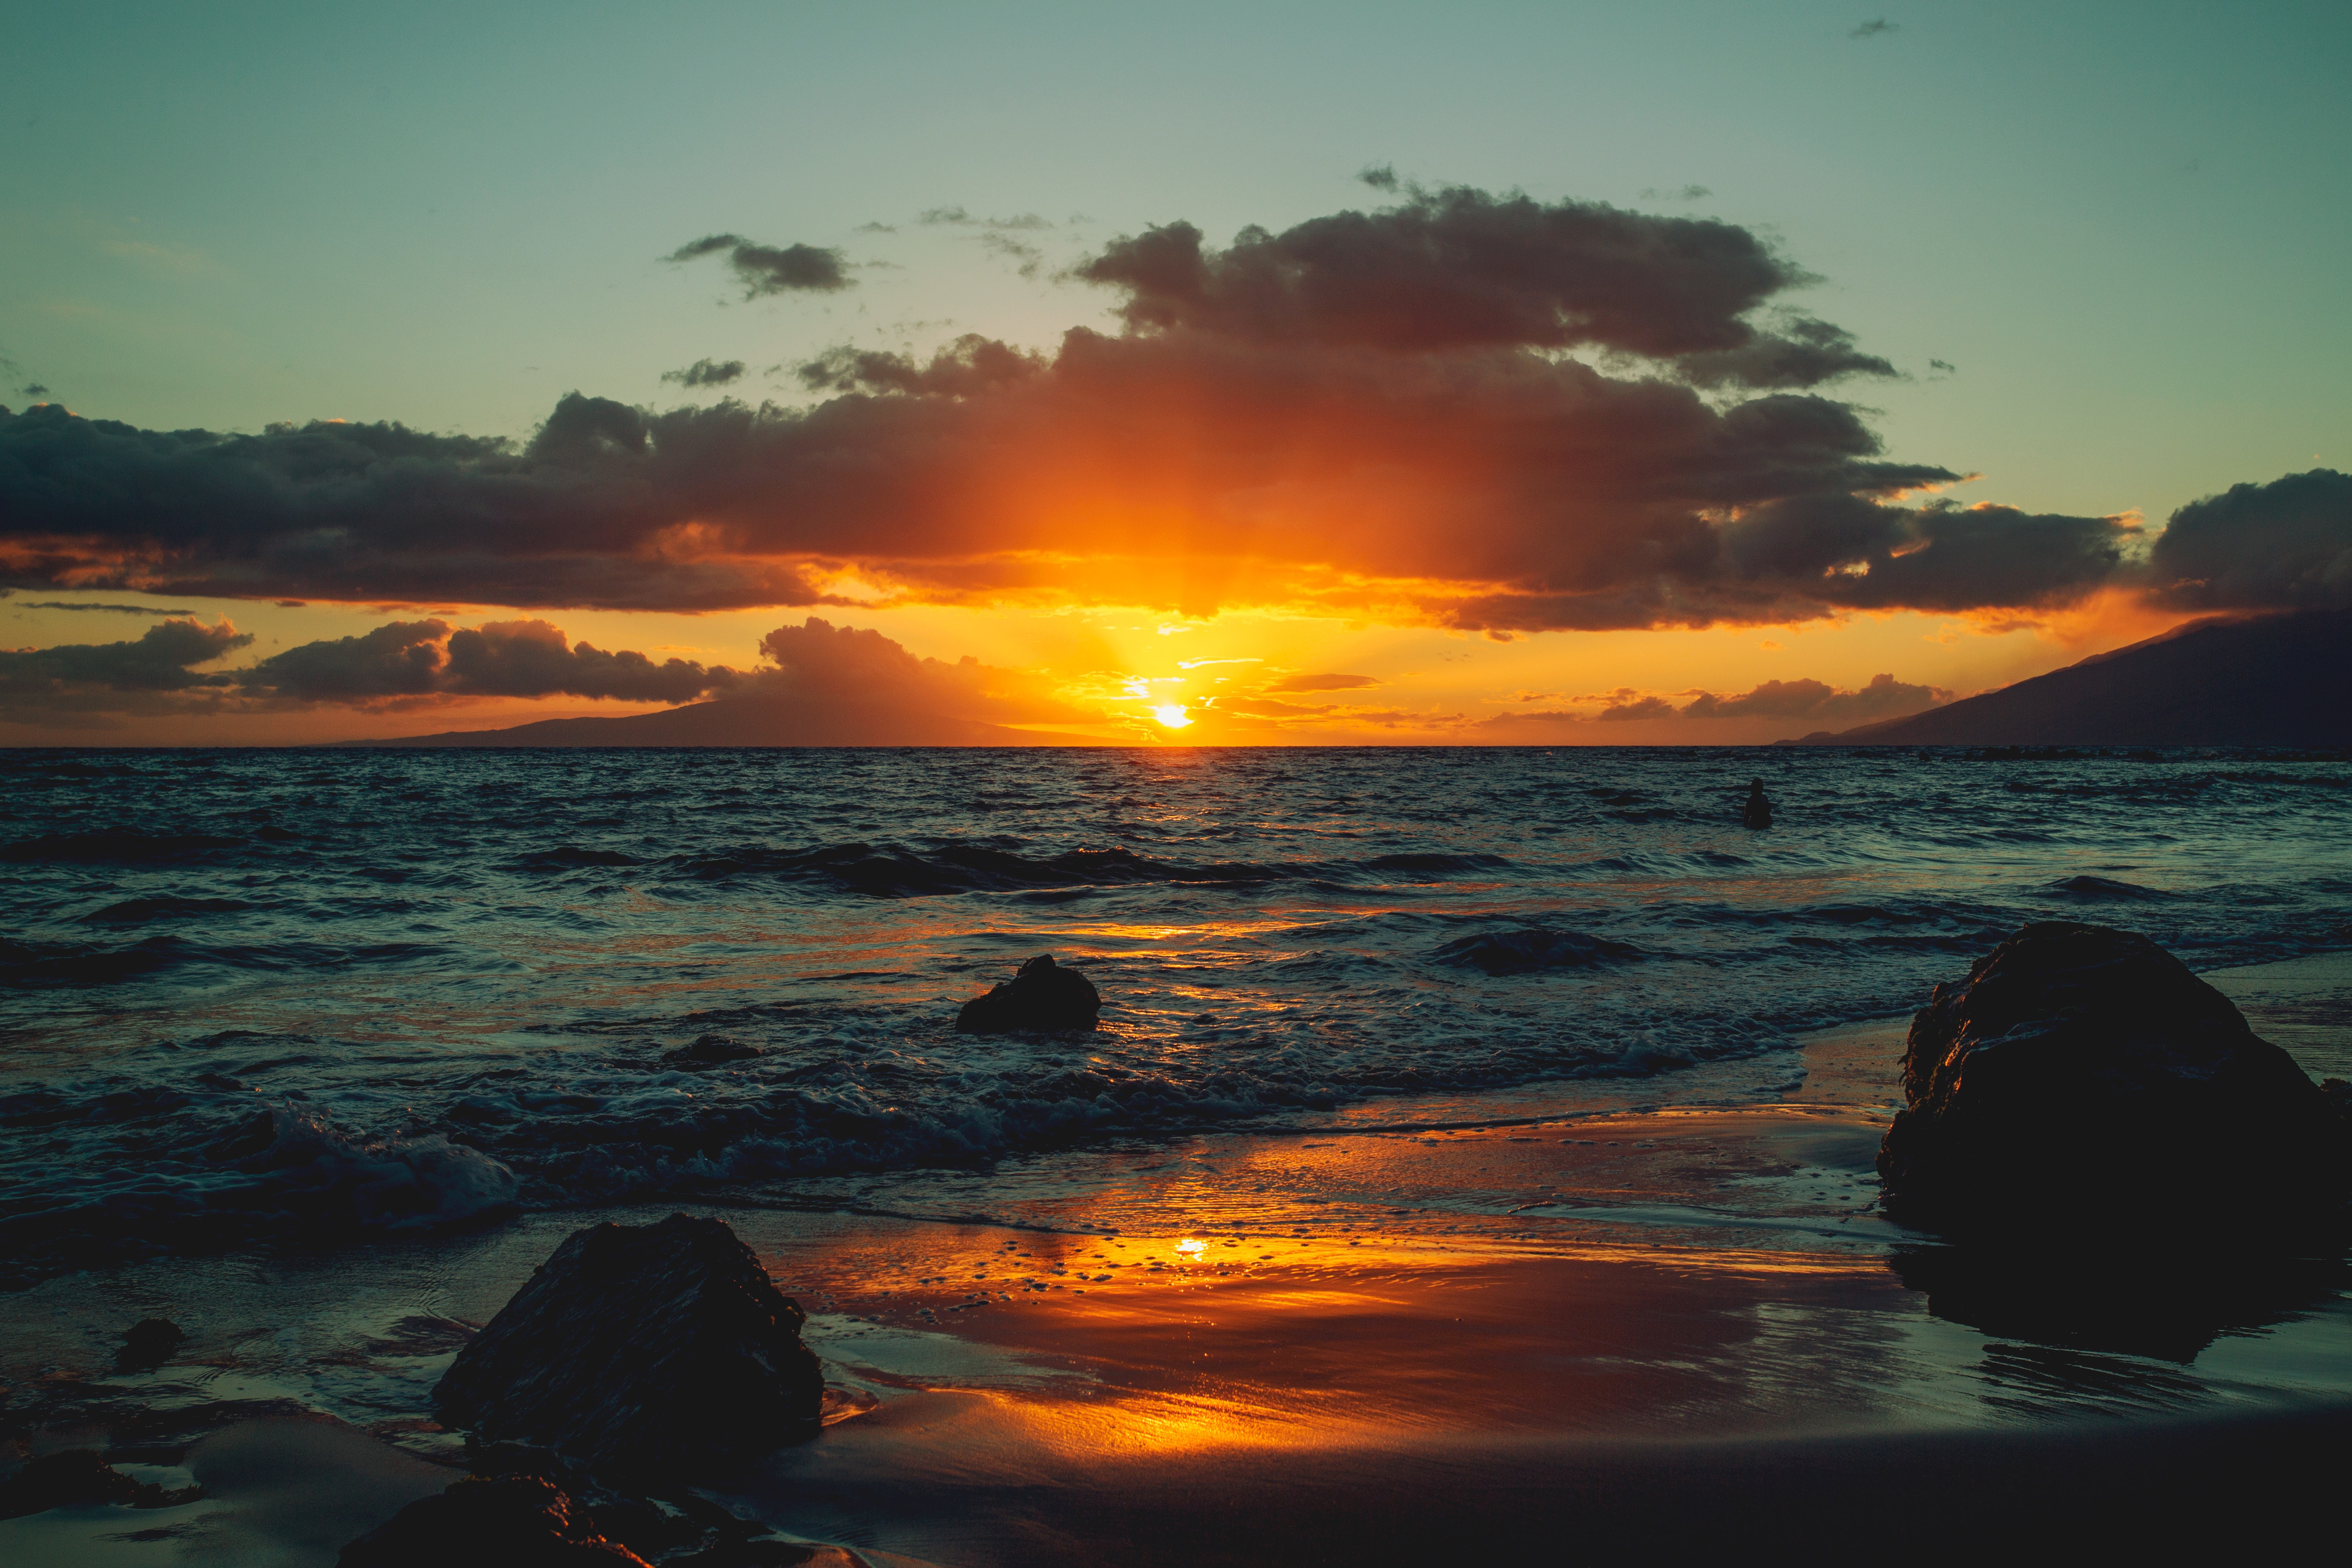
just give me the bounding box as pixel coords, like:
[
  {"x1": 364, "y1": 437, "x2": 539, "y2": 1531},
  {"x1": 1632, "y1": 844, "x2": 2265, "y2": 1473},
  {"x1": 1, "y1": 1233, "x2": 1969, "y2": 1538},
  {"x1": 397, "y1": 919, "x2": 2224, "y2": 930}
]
[
  {"x1": 0, "y1": 614, "x2": 1093, "y2": 745},
  {"x1": 1598, "y1": 673, "x2": 1949, "y2": 723},
  {"x1": 0, "y1": 616, "x2": 738, "y2": 726}
]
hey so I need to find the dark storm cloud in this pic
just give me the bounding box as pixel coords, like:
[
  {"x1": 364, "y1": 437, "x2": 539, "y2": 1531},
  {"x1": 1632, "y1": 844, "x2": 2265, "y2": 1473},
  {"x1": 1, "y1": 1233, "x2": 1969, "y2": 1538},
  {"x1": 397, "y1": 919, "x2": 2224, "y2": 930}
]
[
  {"x1": 664, "y1": 234, "x2": 851, "y2": 296},
  {"x1": 2146, "y1": 469, "x2": 2352, "y2": 610},
  {"x1": 0, "y1": 183, "x2": 2144, "y2": 630},
  {"x1": 1076, "y1": 185, "x2": 1839, "y2": 371},
  {"x1": 20, "y1": 384, "x2": 49, "y2": 401},
  {"x1": 1357, "y1": 164, "x2": 1400, "y2": 192},
  {"x1": 0, "y1": 618, "x2": 250, "y2": 720},
  {"x1": 1850, "y1": 19, "x2": 1898, "y2": 39},
  {"x1": 0, "y1": 618, "x2": 249, "y2": 692},
  {"x1": 440, "y1": 620, "x2": 740, "y2": 702},
  {"x1": 245, "y1": 619, "x2": 445, "y2": 699},
  {"x1": 17, "y1": 600, "x2": 203, "y2": 615},
  {"x1": 661, "y1": 358, "x2": 747, "y2": 388}
]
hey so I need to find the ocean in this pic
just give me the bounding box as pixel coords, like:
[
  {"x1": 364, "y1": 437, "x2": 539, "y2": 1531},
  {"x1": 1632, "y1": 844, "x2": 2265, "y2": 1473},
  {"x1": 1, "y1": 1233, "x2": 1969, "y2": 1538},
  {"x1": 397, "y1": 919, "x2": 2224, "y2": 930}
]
[{"x1": 5, "y1": 744, "x2": 2349, "y2": 1292}]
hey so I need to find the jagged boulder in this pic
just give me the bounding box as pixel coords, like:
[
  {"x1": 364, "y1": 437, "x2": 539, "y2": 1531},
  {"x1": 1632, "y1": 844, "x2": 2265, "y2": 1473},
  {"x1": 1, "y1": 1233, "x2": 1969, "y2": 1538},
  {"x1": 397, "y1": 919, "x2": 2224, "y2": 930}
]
[
  {"x1": 433, "y1": 1215, "x2": 825, "y2": 1476},
  {"x1": 1877, "y1": 922, "x2": 2350, "y2": 1232},
  {"x1": 954, "y1": 953, "x2": 1099, "y2": 1033}
]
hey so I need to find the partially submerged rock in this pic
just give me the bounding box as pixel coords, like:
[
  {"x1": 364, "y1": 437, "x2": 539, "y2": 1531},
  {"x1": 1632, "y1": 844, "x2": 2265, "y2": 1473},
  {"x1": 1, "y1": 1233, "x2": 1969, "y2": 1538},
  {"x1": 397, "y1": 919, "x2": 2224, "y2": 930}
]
[
  {"x1": 662, "y1": 1034, "x2": 764, "y2": 1068},
  {"x1": 955, "y1": 953, "x2": 1099, "y2": 1033},
  {"x1": 1432, "y1": 928, "x2": 1642, "y2": 976},
  {"x1": 1876, "y1": 921, "x2": 2350, "y2": 1233},
  {"x1": 116, "y1": 1316, "x2": 186, "y2": 1370},
  {"x1": 339, "y1": 1474, "x2": 650, "y2": 1566},
  {"x1": 433, "y1": 1214, "x2": 825, "y2": 1475}
]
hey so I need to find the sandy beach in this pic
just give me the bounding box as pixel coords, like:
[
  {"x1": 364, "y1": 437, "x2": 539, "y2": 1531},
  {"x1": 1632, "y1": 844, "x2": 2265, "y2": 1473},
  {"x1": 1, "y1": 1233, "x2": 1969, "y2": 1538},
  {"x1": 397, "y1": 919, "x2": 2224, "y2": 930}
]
[{"x1": 4, "y1": 948, "x2": 2347, "y2": 1565}]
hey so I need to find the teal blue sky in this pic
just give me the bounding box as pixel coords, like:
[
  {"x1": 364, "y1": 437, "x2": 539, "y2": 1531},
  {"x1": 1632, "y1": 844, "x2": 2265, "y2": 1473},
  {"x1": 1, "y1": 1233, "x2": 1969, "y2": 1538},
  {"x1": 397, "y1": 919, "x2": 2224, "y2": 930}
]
[{"x1": 6, "y1": 0, "x2": 2345, "y2": 530}]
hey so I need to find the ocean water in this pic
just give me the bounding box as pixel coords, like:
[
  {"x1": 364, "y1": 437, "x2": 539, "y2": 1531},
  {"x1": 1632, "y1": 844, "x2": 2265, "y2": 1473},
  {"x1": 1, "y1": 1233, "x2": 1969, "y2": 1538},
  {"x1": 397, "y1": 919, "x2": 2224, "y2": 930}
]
[{"x1": 4, "y1": 745, "x2": 2348, "y2": 1290}]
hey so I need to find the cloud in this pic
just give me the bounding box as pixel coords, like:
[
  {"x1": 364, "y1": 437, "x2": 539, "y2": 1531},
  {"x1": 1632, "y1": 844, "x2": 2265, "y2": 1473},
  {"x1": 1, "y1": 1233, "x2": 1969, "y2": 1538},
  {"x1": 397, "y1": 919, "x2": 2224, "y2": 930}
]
[
  {"x1": 0, "y1": 184, "x2": 2148, "y2": 632},
  {"x1": 1670, "y1": 315, "x2": 1896, "y2": 388},
  {"x1": 1596, "y1": 692, "x2": 1677, "y2": 721},
  {"x1": 795, "y1": 333, "x2": 1045, "y2": 397},
  {"x1": 1573, "y1": 672, "x2": 1949, "y2": 724},
  {"x1": 919, "y1": 207, "x2": 1052, "y2": 230},
  {"x1": 20, "y1": 383, "x2": 48, "y2": 401},
  {"x1": 0, "y1": 614, "x2": 740, "y2": 725},
  {"x1": 1929, "y1": 358, "x2": 1955, "y2": 373},
  {"x1": 1357, "y1": 164, "x2": 1399, "y2": 192},
  {"x1": 1266, "y1": 672, "x2": 1381, "y2": 692},
  {"x1": 1077, "y1": 187, "x2": 1829, "y2": 365},
  {"x1": 0, "y1": 617, "x2": 251, "y2": 721},
  {"x1": 664, "y1": 234, "x2": 851, "y2": 296},
  {"x1": 1850, "y1": 19, "x2": 1898, "y2": 39},
  {"x1": 643, "y1": 616, "x2": 1089, "y2": 744},
  {"x1": 1677, "y1": 672, "x2": 1948, "y2": 721},
  {"x1": 240, "y1": 618, "x2": 741, "y2": 704},
  {"x1": 661, "y1": 358, "x2": 746, "y2": 389},
  {"x1": 2145, "y1": 468, "x2": 2352, "y2": 610},
  {"x1": 15, "y1": 600, "x2": 203, "y2": 615}
]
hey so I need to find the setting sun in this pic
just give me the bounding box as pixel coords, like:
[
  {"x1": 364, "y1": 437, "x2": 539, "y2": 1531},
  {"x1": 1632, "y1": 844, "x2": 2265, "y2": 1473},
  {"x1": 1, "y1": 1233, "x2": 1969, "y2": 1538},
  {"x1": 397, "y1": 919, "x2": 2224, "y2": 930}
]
[{"x1": 1153, "y1": 704, "x2": 1193, "y2": 729}]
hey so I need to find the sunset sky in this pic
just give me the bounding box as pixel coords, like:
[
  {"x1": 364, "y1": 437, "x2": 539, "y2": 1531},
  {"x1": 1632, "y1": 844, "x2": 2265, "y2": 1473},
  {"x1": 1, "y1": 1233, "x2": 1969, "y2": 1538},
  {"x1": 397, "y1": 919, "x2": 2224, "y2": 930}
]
[{"x1": 4, "y1": 2, "x2": 2347, "y2": 745}]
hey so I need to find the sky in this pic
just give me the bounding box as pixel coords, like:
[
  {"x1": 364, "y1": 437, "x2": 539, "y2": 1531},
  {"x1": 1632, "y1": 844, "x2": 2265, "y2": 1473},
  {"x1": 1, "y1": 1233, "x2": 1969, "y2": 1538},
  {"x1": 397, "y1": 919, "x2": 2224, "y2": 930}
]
[{"x1": 3, "y1": 1, "x2": 2347, "y2": 745}]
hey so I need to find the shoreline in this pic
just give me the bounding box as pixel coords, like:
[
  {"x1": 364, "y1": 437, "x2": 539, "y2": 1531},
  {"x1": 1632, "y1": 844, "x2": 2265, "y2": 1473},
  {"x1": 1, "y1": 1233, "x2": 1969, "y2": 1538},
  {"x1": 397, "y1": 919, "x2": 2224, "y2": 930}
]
[{"x1": 3, "y1": 948, "x2": 2347, "y2": 1564}]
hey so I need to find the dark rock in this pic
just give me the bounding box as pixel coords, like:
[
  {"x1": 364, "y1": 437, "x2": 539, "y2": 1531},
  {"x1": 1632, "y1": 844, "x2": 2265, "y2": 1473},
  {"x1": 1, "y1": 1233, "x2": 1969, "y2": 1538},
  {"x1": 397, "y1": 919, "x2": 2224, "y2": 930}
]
[
  {"x1": 1432, "y1": 928, "x2": 1644, "y2": 976},
  {"x1": 116, "y1": 1317, "x2": 186, "y2": 1370},
  {"x1": 433, "y1": 1214, "x2": 824, "y2": 1476},
  {"x1": 0, "y1": 1450, "x2": 170, "y2": 1519},
  {"x1": 954, "y1": 953, "x2": 1099, "y2": 1033},
  {"x1": 661, "y1": 1034, "x2": 764, "y2": 1068},
  {"x1": 338, "y1": 1474, "x2": 650, "y2": 1566},
  {"x1": 1876, "y1": 922, "x2": 2351, "y2": 1233}
]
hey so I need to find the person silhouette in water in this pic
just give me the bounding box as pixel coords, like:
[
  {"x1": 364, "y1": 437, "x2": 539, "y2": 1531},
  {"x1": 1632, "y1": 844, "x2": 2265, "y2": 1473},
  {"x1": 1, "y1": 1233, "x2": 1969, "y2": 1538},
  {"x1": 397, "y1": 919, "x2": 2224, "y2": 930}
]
[{"x1": 1742, "y1": 778, "x2": 1773, "y2": 829}]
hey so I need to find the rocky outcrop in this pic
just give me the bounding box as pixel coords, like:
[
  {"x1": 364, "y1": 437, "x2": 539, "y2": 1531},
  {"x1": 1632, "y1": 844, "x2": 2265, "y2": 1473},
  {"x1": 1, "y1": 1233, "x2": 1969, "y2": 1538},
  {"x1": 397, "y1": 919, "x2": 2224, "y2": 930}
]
[
  {"x1": 0, "y1": 1450, "x2": 197, "y2": 1519},
  {"x1": 339, "y1": 1474, "x2": 651, "y2": 1566},
  {"x1": 433, "y1": 1215, "x2": 825, "y2": 1476},
  {"x1": 954, "y1": 953, "x2": 1100, "y2": 1033},
  {"x1": 1876, "y1": 922, "x2": 2350, "y2": 1233}
]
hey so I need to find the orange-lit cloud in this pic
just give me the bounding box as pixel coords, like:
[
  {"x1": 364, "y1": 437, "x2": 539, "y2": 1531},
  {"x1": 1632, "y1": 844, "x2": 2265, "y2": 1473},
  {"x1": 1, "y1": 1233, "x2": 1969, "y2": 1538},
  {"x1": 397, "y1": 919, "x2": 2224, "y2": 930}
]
[{"x1": 1, "y1": 185, "x2": 2157, "y2": 635}]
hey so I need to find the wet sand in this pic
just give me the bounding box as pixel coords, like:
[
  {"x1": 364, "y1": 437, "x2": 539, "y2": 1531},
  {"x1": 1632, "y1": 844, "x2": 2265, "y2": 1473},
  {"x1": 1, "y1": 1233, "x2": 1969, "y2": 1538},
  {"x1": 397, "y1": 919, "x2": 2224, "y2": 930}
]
[{"x1": 5, "y1": 951, "x2": 2349, "y2": 1565}]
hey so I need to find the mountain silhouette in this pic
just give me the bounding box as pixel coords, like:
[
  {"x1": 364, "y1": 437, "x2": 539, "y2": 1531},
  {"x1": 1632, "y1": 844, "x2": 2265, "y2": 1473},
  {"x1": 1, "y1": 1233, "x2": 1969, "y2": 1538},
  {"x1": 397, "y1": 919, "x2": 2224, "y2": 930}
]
[{"x1": 1783, "y1": 610, "x2": 2352, "y2": 747}]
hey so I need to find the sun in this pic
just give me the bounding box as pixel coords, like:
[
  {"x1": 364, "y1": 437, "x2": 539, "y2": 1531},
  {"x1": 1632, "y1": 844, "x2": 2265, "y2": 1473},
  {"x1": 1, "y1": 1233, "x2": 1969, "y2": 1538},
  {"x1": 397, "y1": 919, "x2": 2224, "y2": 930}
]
[{"x1": 1153, "y1": 704, "x2": 1193, "y2": 729}]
